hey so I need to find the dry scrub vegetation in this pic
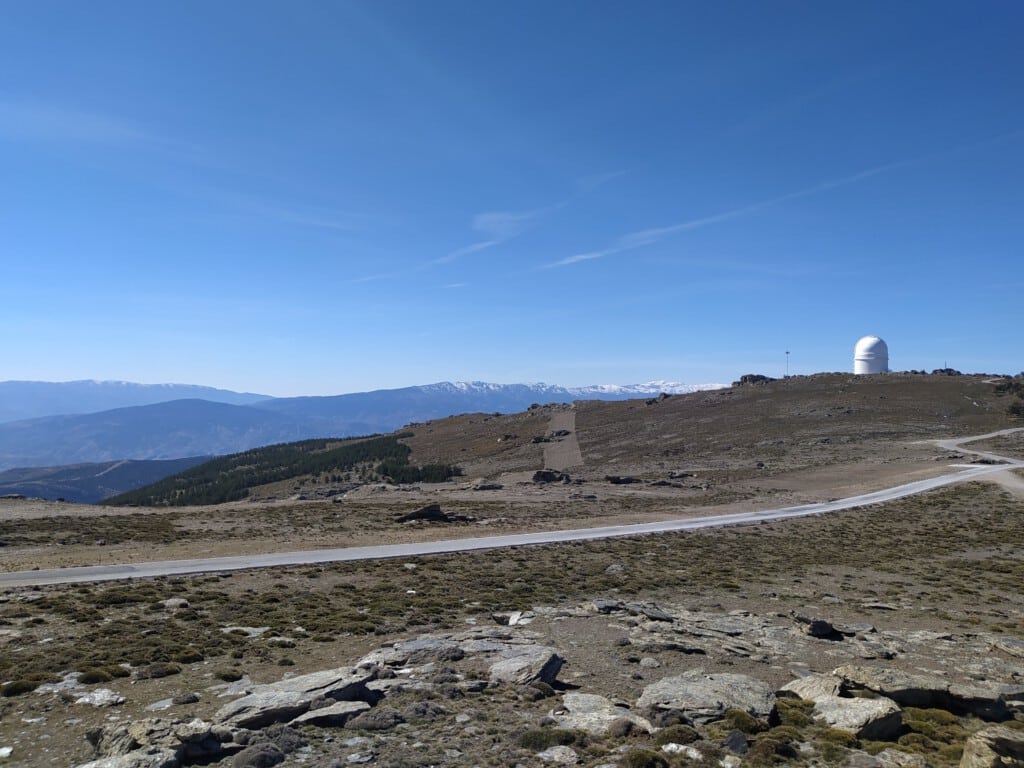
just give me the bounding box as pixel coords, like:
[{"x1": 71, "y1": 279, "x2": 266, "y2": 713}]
[{"x1": 2, "y1": 482, "x2": 1023, "y2": 766}]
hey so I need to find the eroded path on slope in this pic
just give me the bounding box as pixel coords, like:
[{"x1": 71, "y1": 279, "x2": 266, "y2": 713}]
[{"x1": 542, "y1": 406, "x2": 583, "y2": 471}]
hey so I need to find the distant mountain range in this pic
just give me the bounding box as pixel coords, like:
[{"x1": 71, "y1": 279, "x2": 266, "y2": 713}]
[
  {"x1": 0, "y1": 379, "x2": 724, "y2": 490},
  {"x1": 0, "y1": 380, "x2": 268, "y2": 423}
]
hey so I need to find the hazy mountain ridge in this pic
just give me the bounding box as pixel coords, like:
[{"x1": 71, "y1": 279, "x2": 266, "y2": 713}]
[
  {"x1": 0, "y1": 379, "x2": 725, "y2": 473},
  {"x1": 0, "y1": 456, "x2": 211, "y2": 504},
  {"x1": 0, "y1": 380, "x2": 270, "y2": 423},
  {"x1": 0, "y1": 400, "x2": 314, "y2": 471}
]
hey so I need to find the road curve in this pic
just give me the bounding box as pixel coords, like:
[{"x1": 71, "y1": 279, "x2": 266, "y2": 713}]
[{"x1": 2, "y1": 429, "x2": 1022, "y2": 588}]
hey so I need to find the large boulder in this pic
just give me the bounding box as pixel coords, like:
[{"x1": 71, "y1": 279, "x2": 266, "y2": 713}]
[
  {"x1": 76, "y1": 718, "x2": 238, "y2": 768},
  {"x1": 84, "y1": 719, "x2": 234, "y2": 763},
  {"x1": 636, "y1": 670, "x2": 776, "y2": 725},
  {"x1": 812, "y1": 695, "x2": 903, "y2": 741},
  {"x1": 833, "y1": 665, "x2": 1008, "y2": 720},
  {"x1": 959, "y1": 724, "x2": 1024, "y2": 768},
  {"x1": 550, "y1": 693, "x2": 654, "y2": 735},
  {"x1": 290, "y1": 701, "x2": 370, "y2": 727},
  {"x1": 489, "y1": 646, "x2": 564, "y2": 685},
  {"x1": 779, "y1": 673, "x2": 843, "y2": 701},
  {"x1": 215, "y1": 667, "x2": 377, "y2": 729}
]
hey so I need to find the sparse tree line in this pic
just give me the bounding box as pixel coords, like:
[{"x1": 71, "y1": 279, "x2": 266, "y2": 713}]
[{"x1": 104, "y1": 434, "x2": 461, "y2": 507}]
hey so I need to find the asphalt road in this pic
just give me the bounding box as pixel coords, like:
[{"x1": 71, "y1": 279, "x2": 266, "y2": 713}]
[{"x1": 2, "y1": 428, "x2": 1021, "y2": 588}]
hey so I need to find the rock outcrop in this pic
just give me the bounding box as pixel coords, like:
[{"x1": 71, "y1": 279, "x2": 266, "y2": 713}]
[
  {"x1": 636, "y1": 670, "x2": 776, "y2": 725},
  {"x1": 812, "y1": 694, "x2": 903, "y2": 740},
  {"x1": 959, "y1": 724, "x2": 1024, "y2": 768},
  {"x1": 550, "y1": 693, "x2": 654, "y2": 735},
  {"x1": 214, "y1": 667, "x2": 378, "y2": 729},
  {"x1": 489, "y1": 645, "x2": 564, "y2": 686},
  {"x1": 70, "y1": 598, "x2": 1024, "y2": 768},
  {"x1": 833, "y1": 665, "x2": 1010, "y2": 720}
]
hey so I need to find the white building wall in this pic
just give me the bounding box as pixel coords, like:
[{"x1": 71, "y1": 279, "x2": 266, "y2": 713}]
[{"x1": 854, "y1": 336, "x2": 889, "y2": 374}]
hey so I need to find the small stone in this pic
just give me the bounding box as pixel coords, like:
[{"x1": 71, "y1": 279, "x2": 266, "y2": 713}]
[
  {"x1": 537, "y1": 745, "x2": 578, "y2": 764},
  {"x1": 74, "y1": 689, "x2": 125, "y2": 708},
  {"x1": 662, "y1": 744, "x2": 703, "y2": 760}
]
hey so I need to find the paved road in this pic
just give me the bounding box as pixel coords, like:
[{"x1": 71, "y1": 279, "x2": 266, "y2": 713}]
[{"x1": 2, "y1": 428, "x2": 1021, "y2": 588}]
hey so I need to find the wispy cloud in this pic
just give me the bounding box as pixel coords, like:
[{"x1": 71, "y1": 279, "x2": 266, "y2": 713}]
[
  {"x1": 348, "y1": 271, "x2": 399, "y2": 284},
  {"x1": 0, "y1": 99, "x2": 184, "y2": 152},
  {"x1": 439, "y1": 204, "x2": 555, "y2": 264},
  {"x1": 547, "y1": 251, "x2": 606, "y2": 268},
  {"x1": 439, "y1": 170, "x2": 630, "y2": 267},
  {"x1": 473, "y1": 209, "x2": 547, "y2": 239},
  {"x1": 435, "y1": 239, "x2": 499, "y2": 265},
  {"x1": 223, "y1": 194, "x2": 367, "y2": 233},
  {"x1": 541, "y1": 159, "x2": 909, "y2": 269}
]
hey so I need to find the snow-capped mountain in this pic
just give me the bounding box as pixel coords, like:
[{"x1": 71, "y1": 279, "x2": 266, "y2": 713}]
[{"x1": 566, "y1": 381, "x2": 721, "y2": 396}]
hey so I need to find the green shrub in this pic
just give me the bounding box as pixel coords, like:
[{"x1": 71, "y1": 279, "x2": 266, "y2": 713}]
[
  {"x1": 652, "y1": 724, "x2": 700, "y2": 746},
  {"x1": 776, "y1": 697, "x2": 815, "y2": 727},
  {"x1": 749, "y1": 726, "x2": 801, "y2": 762},
  {"x1": 618, "y1": 749, "x2": 668, "y2": 768},
  {"x1": 134, "y1": 662, "x2": 181, "y2": 680},
  {"x1": 77, "y1": 668, "x2": 112, "y2": 684},
  {"x1": 722, "y1": 708, "x2": 768, "y2": 734},
  {"x1": 817, "y1": 728, "x2": 859, "y2": 748},
  {"x1": 1, "y1": 679, "x2": 40, "y2": 697},
  {"x1": 518, "y1": 728, "x2": 579, "y2": 750},
  {"x1": 213, "y1": 668, "x2": 244, "y2": 682}
]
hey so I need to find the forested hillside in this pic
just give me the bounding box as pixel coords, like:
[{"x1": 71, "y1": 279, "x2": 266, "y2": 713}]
[{"x1": 104, "y1": 434, "x2": 460, "y2": 506}]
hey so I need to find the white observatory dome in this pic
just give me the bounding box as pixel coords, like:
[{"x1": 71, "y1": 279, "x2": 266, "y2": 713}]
[{"x1": 854, "y1": 335, "x2": 889, "y2": 375}]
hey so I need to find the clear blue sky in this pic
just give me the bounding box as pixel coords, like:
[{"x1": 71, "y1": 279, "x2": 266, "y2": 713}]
[{"x1": 2, "y1": 1, "x2": 1021, "y2": 396}]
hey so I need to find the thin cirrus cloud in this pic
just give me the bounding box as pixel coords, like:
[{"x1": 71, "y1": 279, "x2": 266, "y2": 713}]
[
  {"x1": 438, "y1": 172, "x2": 625, "y2": 266},
  {"x1": 438, "y1": 199, "x2": 571, "y2": 265},
  {"x1": 222, "y1": 193, "x2": 367, "y2": 233},
  {"x1": 0, "y1": 98, "x2": 189, "y2": 154},
  {"x1": 542, "y1": 159, "x2": 911, "y2": 269},
  {"x1": 435, "y1": 239, "x2": 500, "y2": 264},
  {"x1": 472, "y1": 208, "x2": 548, "y2": 239}
]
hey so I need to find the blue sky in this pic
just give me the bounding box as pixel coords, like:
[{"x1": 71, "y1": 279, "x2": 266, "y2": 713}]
[{"x1": 2, "y1": 1, "x2": 1021, "y2": 396}]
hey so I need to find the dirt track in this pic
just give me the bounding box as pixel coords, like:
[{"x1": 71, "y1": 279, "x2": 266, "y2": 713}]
[{"x1": 542, "y1": 406, "x2": 583, "y2": 470}]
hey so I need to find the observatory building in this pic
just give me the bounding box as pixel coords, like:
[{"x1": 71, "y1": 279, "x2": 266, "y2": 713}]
[{"x1": 854, "y1": 335, "x2": 889, "y2": 375}]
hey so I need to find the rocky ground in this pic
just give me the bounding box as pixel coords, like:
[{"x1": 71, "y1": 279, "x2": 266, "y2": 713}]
[
  {"x1": 45, "y1": 600, "x2": 1024, "y2": 768},
  {"x1": 2, "y1": 478, "x2": 1024, "y2": 767}
]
